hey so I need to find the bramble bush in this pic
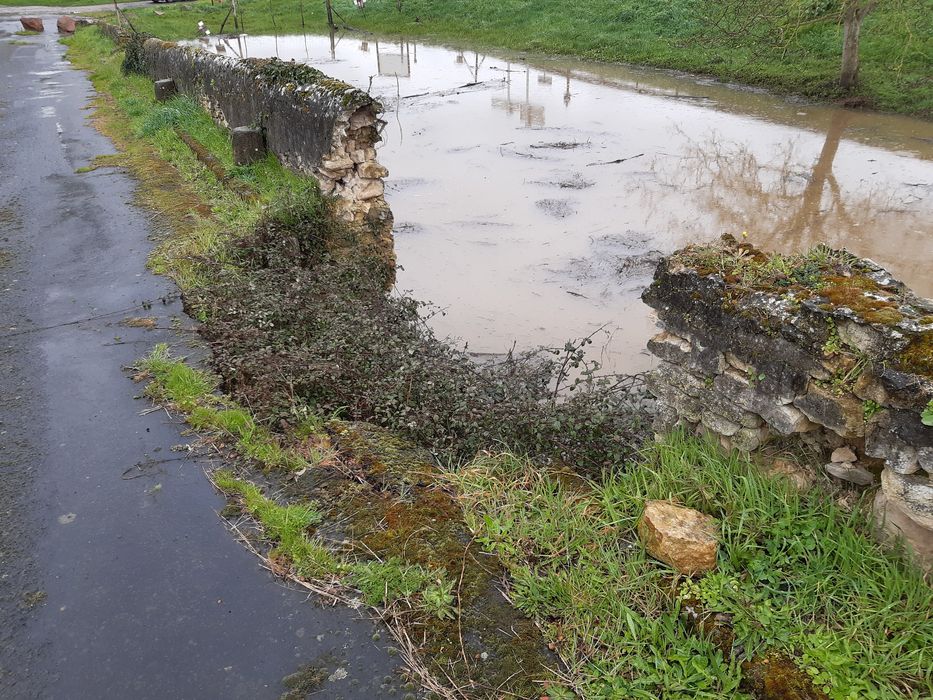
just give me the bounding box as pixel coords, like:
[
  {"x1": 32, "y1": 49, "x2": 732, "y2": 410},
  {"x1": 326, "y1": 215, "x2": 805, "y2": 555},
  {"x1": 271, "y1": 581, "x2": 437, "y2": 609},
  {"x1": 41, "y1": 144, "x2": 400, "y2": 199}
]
[{"x1": 193, "y1": 198, "x2": 651, "y2": 473}]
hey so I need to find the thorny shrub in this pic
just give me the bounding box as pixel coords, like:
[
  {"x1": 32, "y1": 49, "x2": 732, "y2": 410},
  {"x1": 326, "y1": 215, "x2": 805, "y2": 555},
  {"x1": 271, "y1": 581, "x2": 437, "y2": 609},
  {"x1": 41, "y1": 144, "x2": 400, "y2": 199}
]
[{"x1": 192, "y1": 198, "x2": 651, "y2": 474}]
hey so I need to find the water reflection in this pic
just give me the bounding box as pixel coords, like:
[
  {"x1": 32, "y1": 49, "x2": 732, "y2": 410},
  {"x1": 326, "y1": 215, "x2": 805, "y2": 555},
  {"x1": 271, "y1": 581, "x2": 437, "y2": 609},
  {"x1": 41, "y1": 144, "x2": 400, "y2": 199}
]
[
  {"x1": 376, "y1": 40, "x2": 410, "y2": 77},
  {"x1": 189, "y1": 32, "x2": 933, "y2": 372},
  {"x1": 491, "y1": 66, "x2": 546, "y2": 128}
]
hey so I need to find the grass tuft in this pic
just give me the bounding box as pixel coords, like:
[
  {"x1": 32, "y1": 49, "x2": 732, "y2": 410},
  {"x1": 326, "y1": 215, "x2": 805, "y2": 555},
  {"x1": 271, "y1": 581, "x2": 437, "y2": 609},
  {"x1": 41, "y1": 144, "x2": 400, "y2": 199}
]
[{"x1": 451, "y1": 432, "x2": 933, "y2": 698}]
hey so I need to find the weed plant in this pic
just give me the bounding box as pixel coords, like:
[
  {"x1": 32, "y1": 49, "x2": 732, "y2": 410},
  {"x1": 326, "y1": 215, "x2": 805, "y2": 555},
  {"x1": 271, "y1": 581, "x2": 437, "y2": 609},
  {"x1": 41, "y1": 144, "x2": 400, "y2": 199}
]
[
  {"x1": 195, "y1": 220, "x2": 652, "y2": 474},
  {"x1": 452, "y1": 433, "x2": 933, "y2": 699}
]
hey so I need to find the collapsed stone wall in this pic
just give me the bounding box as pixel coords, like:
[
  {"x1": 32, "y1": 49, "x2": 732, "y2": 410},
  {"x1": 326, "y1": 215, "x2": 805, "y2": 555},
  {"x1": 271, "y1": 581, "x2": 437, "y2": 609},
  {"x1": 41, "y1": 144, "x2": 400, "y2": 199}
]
[
  {"x1": 642, "y1": 236, "x2": 933, "y2": 567},
  {"x1": 99, "y1": 25, "x2": 393, "y2": 269}
]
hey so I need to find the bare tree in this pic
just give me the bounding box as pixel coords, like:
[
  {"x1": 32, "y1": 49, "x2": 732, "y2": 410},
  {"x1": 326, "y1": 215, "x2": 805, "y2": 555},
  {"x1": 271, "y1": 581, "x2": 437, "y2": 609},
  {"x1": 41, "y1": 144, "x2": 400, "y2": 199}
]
[
  {"x1": 840, "y1": 0, "x2": 878, "y2": 88},
  {"x1": 695, "y1": 0, "x2": 916, "y2": 90}
]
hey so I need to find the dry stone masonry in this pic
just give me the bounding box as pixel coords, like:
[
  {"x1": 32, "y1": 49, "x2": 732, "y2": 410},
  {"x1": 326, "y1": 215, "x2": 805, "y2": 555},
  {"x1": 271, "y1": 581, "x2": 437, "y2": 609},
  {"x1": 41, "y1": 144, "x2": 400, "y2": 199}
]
[
  {"x1": 642, "y1": 236, "x2": 933, "y2": 567},
  {"x1": 101, "y1": 25, "x2": 394, "y2": 272}
]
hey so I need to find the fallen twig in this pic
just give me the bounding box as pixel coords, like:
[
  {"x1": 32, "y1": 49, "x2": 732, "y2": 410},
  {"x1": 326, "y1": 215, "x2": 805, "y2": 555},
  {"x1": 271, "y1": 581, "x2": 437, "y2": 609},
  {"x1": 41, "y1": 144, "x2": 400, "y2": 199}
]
[{"x1": 586, "y1": 153, "x2": 644, "y2": 167}]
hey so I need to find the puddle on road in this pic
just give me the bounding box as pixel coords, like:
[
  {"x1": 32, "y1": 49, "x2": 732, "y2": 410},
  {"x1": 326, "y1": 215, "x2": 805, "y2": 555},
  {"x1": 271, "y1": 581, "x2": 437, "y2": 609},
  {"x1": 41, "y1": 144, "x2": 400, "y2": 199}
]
[{"x1": 193, "y1": 32, "x2": 933, "y2": 373}]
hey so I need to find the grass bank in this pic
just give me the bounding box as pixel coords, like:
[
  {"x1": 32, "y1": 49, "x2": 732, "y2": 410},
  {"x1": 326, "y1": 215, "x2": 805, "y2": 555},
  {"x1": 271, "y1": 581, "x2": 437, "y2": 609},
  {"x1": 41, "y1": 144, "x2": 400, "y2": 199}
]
[
  {"x1": 67, "y1": 25, "x2": 932, "y2": 699},
  {"x1": 118, "y1": 0, "x2": 933, "y2": 116}
]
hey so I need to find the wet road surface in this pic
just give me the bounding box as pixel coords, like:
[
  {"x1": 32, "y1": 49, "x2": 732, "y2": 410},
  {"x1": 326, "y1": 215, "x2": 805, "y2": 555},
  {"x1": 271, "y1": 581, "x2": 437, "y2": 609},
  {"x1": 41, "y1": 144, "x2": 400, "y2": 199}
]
[
  {"x1": 0, "y1": 21, "x2": 408, "y2": 700},
  {"x1": 189, "y1": 31, "x2": 933, "y2": 373}
]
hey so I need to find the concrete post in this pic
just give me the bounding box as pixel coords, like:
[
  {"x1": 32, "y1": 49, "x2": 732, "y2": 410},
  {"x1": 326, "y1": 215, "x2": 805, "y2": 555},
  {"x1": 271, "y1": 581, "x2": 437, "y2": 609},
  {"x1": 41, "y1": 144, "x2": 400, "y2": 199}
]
[
  {"x1": 231, "y1": 126, "x2": 266, "y2": 166},
  {"x1": 154, "y1": 79, "x2": 177, "y2": 103}
]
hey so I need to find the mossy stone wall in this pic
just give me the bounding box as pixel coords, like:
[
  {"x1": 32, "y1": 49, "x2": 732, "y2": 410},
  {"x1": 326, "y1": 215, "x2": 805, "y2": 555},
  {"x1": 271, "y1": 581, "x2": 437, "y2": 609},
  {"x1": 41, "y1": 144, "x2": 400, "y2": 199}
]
[{"x1": 642, "y1": 237, "x2": 933, "y2": 567}]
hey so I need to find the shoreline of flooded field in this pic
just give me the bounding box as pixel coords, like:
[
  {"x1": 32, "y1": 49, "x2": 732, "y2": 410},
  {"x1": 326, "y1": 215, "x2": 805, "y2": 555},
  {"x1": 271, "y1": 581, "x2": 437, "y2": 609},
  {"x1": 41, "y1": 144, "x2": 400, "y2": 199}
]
[{"x1": 191, "y1": 31, "x2": 933, "y2": 373}]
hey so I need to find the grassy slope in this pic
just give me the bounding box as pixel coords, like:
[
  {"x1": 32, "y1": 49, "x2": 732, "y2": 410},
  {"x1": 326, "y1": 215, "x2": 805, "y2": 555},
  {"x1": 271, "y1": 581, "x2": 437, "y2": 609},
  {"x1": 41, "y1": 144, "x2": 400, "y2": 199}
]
[{"x1": 120, "y1": 0, "x2": 933, "y2": 116}]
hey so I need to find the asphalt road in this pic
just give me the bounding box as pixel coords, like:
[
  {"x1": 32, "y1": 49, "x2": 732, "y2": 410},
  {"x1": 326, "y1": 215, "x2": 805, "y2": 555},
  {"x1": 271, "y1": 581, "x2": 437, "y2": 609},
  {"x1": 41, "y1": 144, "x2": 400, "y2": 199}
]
[{"x1": 0, "y1": 21, "x2": 408, "y2": 700}]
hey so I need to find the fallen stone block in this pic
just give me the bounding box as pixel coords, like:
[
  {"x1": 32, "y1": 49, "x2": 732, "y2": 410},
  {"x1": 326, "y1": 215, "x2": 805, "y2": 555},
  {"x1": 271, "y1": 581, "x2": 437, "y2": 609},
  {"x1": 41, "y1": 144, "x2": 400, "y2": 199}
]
[
  {"x1": 154, "y1": 78, "x2": 177, "y2": 103},
  {"x1": 57, "y1": 16, "x2": 76, "y2": 34},
  {"x1": 20, "y1": 17, "x2": 44, "y2": 32},
  {"x1": 638, "y1": 501, "x2": 719, "y2": 575},
  {"x1": 825, "y1": 461, "x2": 875, "y2": 486}
]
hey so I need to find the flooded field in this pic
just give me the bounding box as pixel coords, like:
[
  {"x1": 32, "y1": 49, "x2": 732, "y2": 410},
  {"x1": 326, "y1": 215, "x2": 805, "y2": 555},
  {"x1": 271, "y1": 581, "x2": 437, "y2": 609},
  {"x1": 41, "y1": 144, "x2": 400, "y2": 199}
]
[{"x1": 194, "y1": 32, "x2": 933, "y2": 373}]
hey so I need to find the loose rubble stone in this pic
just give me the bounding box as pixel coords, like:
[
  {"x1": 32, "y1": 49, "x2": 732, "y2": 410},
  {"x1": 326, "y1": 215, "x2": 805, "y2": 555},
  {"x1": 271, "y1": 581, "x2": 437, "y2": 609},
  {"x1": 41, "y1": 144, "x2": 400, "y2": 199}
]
[
  {"x1": 873, "y1": 490, "x2": 933, "y2": 570},
  {"x1": 731, "y1": 426, "x2": 769, "y2": 452},
  {"x1": 20, "y1": 17, "x2": 44, "y2": 32},
  {"x1": 852, "y1": 372, "x2": 888, "y2": 405},
  {"x1": 765, "y1": 459, "x2": 814, "y2": 493},
  {"x1": 355, "y1": 179, "x2": 385, "y2": 201},
  {"x1": 637, "y1": 501, "x2": 719, "y2": 575},
  {"x1": 357, "y1": 161, "x2": 388, "y2": 179},
  {"x1": 825, "y1": 462, "x2": 875, "y2": 486},
  {"x1": 830, "y1": 446, "x2": 857, "y2": 463},
  {"x1": 881, "y1": 469, "x2": 933, "y2": 529}
]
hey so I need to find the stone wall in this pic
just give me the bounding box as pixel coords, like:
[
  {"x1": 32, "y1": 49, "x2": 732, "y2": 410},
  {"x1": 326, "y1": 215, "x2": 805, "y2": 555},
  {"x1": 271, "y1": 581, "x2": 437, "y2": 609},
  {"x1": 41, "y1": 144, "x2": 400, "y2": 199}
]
[
  {"x1": 99, "y1": 25, "x2": 393, "y2": 269},
  {"x1": 642, "y1": 236, "x2": 933, "y2": 567}
]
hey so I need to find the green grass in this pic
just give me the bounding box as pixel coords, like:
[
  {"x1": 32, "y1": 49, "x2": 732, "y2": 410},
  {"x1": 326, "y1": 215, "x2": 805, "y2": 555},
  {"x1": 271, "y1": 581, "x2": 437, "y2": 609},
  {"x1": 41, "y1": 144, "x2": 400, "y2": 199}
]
[
  {"x1": 140, "y1": 346, "x2": 456, "y2": 616},
  {"x1": 63, "y1": 26, "x2": 327, "y2": 291},
  {"x1": 139, "y1": 344, "x2": 317, "y2": 471},
  {"x1": 451, "y1": 432, "x2": 932, "y2": 699},
  {"x1": 120, "y1": 0, "x2": 933, "y2": 116}
]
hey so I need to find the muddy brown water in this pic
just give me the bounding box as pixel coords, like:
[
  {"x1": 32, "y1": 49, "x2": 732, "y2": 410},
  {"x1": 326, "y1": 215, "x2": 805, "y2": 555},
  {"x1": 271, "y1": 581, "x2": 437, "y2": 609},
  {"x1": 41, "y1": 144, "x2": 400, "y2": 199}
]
[{"x1": 193, "y1": 32, "x2": 933, "y2": 373}]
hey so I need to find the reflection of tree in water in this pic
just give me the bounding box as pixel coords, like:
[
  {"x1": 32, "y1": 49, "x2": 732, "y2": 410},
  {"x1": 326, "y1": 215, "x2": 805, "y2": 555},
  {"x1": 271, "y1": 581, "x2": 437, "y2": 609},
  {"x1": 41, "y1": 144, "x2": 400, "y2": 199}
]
[{"x1": 661, "y1": 112, "x2": 929, "y2": 256}]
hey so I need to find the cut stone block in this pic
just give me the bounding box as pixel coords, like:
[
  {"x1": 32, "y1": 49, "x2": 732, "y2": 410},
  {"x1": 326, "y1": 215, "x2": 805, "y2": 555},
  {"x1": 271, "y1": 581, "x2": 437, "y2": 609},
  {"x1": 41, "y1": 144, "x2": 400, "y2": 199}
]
[
  {"x1": 154, "y1": 78, "x2": 177, "y2": 103},
  {"x1": 231, "y1": 126, "x2": 267, "y2": 166}
]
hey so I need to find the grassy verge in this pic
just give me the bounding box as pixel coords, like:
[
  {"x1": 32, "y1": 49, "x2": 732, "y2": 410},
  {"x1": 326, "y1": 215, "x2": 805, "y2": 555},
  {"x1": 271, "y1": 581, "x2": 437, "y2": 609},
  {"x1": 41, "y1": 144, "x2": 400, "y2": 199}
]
[
  {"x1": 63, "y1": 26, "x2": 327, "y2": 292},
  {"x1": 137, "y1": 345, "x2": 456, "y2": 613},
  {"x1": 136, "y1": 344, "x2": 555, "y2": 696},
  {"x1": 452, "y1": 436, "x2": 933, "y2": 699},
  {"x1": 118, "y1": 0, "x2": 932, "y2": 116}
]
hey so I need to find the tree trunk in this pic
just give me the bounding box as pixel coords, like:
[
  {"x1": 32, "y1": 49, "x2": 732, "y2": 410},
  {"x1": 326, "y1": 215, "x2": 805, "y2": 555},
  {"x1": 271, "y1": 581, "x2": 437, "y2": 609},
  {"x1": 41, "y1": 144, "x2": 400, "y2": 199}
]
[
  {"x1": 840, "y1": 2, "x2": 868, "y2": 89},
  {"x1": 325, "y1": 0, "x2": 335, "y2": 28}
]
